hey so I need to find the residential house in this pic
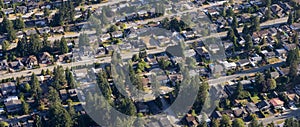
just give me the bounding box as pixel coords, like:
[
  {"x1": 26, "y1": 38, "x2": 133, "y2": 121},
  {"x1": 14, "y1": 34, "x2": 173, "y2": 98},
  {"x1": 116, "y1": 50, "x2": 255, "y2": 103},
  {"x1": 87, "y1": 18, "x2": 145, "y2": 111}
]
[
  {"x1": 256, "y1": 100, "x2": 271, "y2": 110},
  {"x1": 233, "y1": 107, "x2": 247, "y2": 118},
  {"x1": 270, "y1": 71, "x2": 280, "y2": 79},
  {"x1": 208, "y1": 44, "x2": 220, "y2": 53},
  {"x1": 95, "y1": 47, "x2": 106, "y2": 57},
  {"x1": 279, "y1": 2, "x2": 292, "y2": 12},
  {"x1": 286, "y1": 93, "x2": 299, "y2": 104},
  {"x1": 9, "y1": 60, "x2": 24, "y2": 71},
  {"x1": 268, "y1": 28, "x2": 278, "y2": 36},
  {"x1": 68, "y1": 89, "x2": 77, "y2": 98},
  {"x1": 4, "y1": 97, "x2": 22, "y2": 113},
  {"x1": 238, "y1": 59, "x2": 250, "y2": 67},
  {"x1": 119, "y1": 43, "x2": 132, "y2": 51},
  {"x1": 275, "y1": 48, "x2": 287, "y2": 58},
  {"x1": 283, "y1": 43, "x2": 297, "y2": 51},
  {"x1": 16, "y1": 31, "x2": 24, "y2": 38},
  {"x1": 290, "y1": 23, "x2": 300, "y2": 30},
  {"x1": 252, "y1": 32, "x2": 260, "y2": 43},
  {"x1": 59, "y1": 89, "x2": 68, "y2": 101},
  {"x1": 100, "y1": 33, "x2": 111, "y2": 42},
  {"x1": 38, "y1": 27, "x2": 51, "y2": 34},
  {"x1": 25, "y1": 29, "x2": 37, "y2": 36},
  {"x1": 23, "y1": 55, "x2": 38, "y2": 69},
  {"x1": 35, "y1": 19, "x2": 47, "y2": 26},
  {"x1": 261, "y1": 50, "x2": 276, "y2": 59},
  {"x1": 246, "y1": 102, "x2": 259, "y2": 113},
  {"x1": 136, "y1": 102, "x2": 149, "y2": 113},
  {"x1": 52, "y1": 26, "x2": 64, "y2": 34},
  {"x1": 0, "y1": 60, "x2": 8, "y2": 70},
  {"x1": 211, "y1": 110, "x2": 222, "y2": 119},
  {"x1": 16, "y1": 6, "x2": 27, "y2": 14},
  {"x1": 105, "y1": 45, "x2": 119, "y2": 53},
  {"x1": 270, "y1": 4, "x2": 285, "y2": 17},
  {"x1": 3, "y1": 8, "x2": 14, "y2": 15},
  {"x1": 0, "y1": 82, "x2": 16, "y2": 96},
  {"x1": 111, "y1": 31, "x2": 123, "y2": 38},
  {"x1": 39, "y1": 52, "x2": 53, "y2": 64},
  {"x1": 186, "y1": 114, "x2": 198, "y2": 127},
  {"x1": 222, "y1": 61, "x2": 237, "y2": 70},
  {"x1": 269, "y1": 98, "x2": 284, "y2": 109}
]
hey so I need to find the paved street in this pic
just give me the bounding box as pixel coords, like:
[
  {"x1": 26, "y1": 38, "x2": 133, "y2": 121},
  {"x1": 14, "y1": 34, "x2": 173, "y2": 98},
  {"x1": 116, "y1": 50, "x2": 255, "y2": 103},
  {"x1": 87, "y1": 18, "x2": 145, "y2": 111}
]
[
  {"x1": 260, "y1": 109, "x2": 300, "y2": 125},
  {"x1": 208, "y1": 62, "x2": 285, "y2": 85}
]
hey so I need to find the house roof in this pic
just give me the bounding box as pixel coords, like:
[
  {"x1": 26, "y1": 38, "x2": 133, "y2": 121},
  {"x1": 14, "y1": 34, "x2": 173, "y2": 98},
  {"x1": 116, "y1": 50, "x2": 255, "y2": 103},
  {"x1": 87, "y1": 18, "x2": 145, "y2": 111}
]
[
  {"x1": 269, "y1": 98, "x2": 284, "y2": 107},
  {"x1": 246, "y1": 102, "x2": 259, "y2": 113}
]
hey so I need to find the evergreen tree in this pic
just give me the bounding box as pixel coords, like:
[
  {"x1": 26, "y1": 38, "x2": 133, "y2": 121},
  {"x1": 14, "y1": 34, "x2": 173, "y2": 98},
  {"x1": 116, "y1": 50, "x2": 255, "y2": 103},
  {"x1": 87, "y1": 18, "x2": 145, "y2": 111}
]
[
  {"x1": 60, "y1": 37, "x2": 69, "y2": 54},
  {"x1": 29, "y1": 34, "x2": 42, "y2": 55},
  {"x1": 265, "y1": 7, "x2": 272, "y2": 20},
  {"x1": 14, "y1": 17, "x2": 25, "y2": 29},
  {"x1": 288, "y1": 12, "x2": 294, "y2": 25},
  {"x1": 34, "y1": 115, "x2": 43, "y2": 127},
  {"x1": 293, "y1": 32, "x2": 299, "y2": 45},
  {"x1": 220, "y1": 114, "x2": 232, "y2": 127},
  {"x1": 22, "y1": 100, "x2": 30, "y2": 114},
  {"x1": 48, "y1": 104, "x2": 72, "y2": 127},
  {"x1": 1, "y1": 40, "x2": 10, "y2": 52},
  {"x1": 30, "y1": 73, "x2": 42, "y2": 99},
  {"x1": 245, "y1": 34, "x2": 253, "y2": 51},
  {"x1": 251, "y1": 16, "x2": 260, "y2": 32},
  {"x1": 211, "y1": 119, "x2": 220, "y2": 127},
  {"x1": 232, "y1": 118, "x2": 245, "y2": 127},
  {"x1": 242, "y1": 25, "x2": 249, "y2": 35},
  {"x1": 227, "y1": 28, "x2": 235, "y2": 40},
  {"x1": 232, "y1": 16, "x2": 238, "y2": 29},
  {"x1": 1, "y1": 16, "x2": 16, "y2": 41}
]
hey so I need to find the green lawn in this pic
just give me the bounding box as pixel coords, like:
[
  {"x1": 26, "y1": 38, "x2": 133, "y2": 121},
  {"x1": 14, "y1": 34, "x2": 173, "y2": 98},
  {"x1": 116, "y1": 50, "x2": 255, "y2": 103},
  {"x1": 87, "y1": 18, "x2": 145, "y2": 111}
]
[{"x1": 250, "y1": 96, "x2": 261, "y2": 103}]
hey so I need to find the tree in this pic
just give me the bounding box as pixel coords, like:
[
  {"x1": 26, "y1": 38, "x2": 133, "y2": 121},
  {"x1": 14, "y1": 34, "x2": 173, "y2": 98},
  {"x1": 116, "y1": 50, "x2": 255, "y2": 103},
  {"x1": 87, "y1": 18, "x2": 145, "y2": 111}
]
[
  {"x1": 221, "y1": 8, "x2": 227, "y2": 17},
  {"x1": 267, "y1": 78, "x2": 276, "y2": 90},
  {"x1": 78, "y1": 33, "x2": 90, "y2": 47},
  {"x1": 232, "y1": 118, "x2": 245, "y2": 127},
  {"x1": 293, "y1": 32, "x2": 299, "y2": 45},
  {"x1": 14, "y1": 17, "x2": 25, "y2": 29},
  {"x1": 261, "y1": 37, "x2": 267, "y2": 45},
  {"x1": 249, "y1": 115, "x2": 263, "y2": 127},
  {"x1": 1, "y1": 40, "x2": 10, "y2": 52},
  {"x1": 30, "y1": 73, "x2": 42, "y2": 99},
  {"x1": 24, "y1": 83, "x2": 31, "y2": 93},
  {"x1": 2, "y1": 16, "x2": 16, "y2": 41},
  {"x1": 43, "y1": 8, "x2": 50, "y2": 17},
  {"x1": 220, "y1": 114, "x2": 232, "y2": 127},
  {"x1": 242, "y1": 25, "x2": 249, "y2": 35},
  {"x1": 251, "y1": 16, "x2": 260, "y2": 32},
  {"x1": 48, "y1": 104, "x2": 72, "y2": 127},
  {"x1": 226, "y1": 8, "x2": 234, "y2": 17},
  {"x1": 211, "y1": 119, "x2": 220, "y2": 127},
  {"x1": 41, "y1": 69, "x2": 46, "y2": 76},
  {"x1": 34, "y1": 115, "x2": 43, "y2": 127},
  {"x1": 65, "y1": 68, "x2": 76, "y2": 89},
  {"x1": 286, "y1": 48, "x2": 299, "y2": 66},
  {"x1": 227, "y1": 28, "x2": 235, "y2": 40},
  {"x1": 288, "y1": 12, "x2": 294, "y2": 25},
  {"x1": 29, "y1": 34, "x2": 42, "y2": 55},
  {"x1": 59, "y1": 37, "x2": 69, "y2": 54},
  {"x1": 22, "y1": 100, "x2": 30, "y2": 114},
  {"x1": 289, "y1": 61, "x2": 298, "y2": 78},
  {"x1": 158, "y1": 59, "x2": 171, "y2": 70},
  {"x1": 232, "y1": 16, "x2": 238, "y2": 29},
  {"x1": 0, "y1": 121, "x2": 9, "y2": 127},
  {"x1": 265, "y1": 7, "x2": 272, "y2": 20},
  {"x1": 48, "y1": 87, "x2": 62, "y2": 105},
  {"x1": 245, "y1": 34, "x2": 253, "y2": 51},
  {"x1": 266, "y1": 0, "x2": 271, "y2": 7}
]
